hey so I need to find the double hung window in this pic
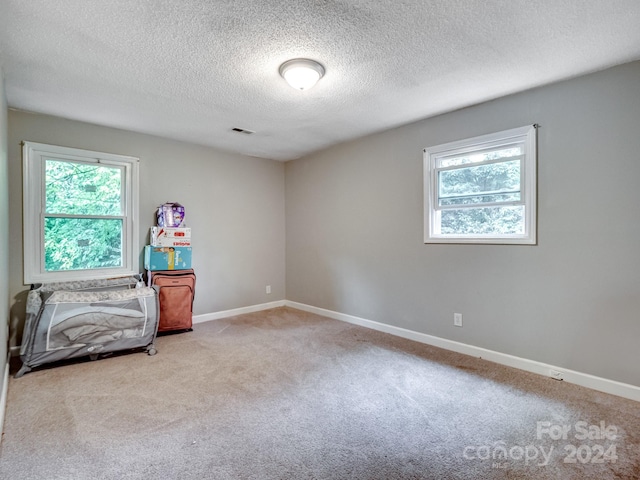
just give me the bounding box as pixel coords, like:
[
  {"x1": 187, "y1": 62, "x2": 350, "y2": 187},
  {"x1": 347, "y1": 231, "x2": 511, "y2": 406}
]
[
  {"x1": 23, "y1": 142, "x2": 139, "y2": 283},
  {"x1": 424, "y1": 125, "x2": 537, "y2": 244}
]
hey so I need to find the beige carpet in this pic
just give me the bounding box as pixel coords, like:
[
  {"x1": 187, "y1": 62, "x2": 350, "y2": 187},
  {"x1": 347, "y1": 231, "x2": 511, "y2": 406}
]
[{"x1": 1, "y1": 307, "x2": 638, "y2": 479}]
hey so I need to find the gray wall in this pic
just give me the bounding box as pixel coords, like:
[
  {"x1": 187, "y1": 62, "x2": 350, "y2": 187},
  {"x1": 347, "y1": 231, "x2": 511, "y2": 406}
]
[
  {"x1": 8, "y1": 111, "x2": 285, "y2": 347},
  {"x1": 285, "y1": 61, "x2": 640, "y2": 387},
  {"x1": 0, "y1": 69, "x2": 8, "y2": 373}
]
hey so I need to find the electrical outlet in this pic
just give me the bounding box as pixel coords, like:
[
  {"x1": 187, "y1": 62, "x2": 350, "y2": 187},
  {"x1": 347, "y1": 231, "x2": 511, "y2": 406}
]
[
  {"x1": 549, "y1": 369, "x2": 564, "y2": 381},
  {"x1": 454, "y1": 313, "x2": 463, "y2": 327},
  {"x1": 265, "y1": 285, "x2": 271, "y2": 295}
]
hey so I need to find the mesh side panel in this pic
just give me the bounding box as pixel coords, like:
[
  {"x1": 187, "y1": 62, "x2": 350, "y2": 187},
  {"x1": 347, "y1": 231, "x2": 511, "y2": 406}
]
[{"x1": 46, "y1": 297, "x2": 147, "y2": 351}]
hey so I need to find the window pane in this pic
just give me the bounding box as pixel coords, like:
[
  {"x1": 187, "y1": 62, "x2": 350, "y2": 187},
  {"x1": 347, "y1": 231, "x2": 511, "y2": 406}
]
[
  {"x1": 45, "y1": 160, "x2": 122, "y2": 215},
  {"x1": 438, "y1": 145, "x2": 522, "y2": 167},
  {"x1": 440, "y1": 206, "x2": 525, "y2": 235},
  {"x1": 44, "y1": 218, "x2": 123, "y2": 271},
  {"x1": 439, "y1": 159, "x2": 521, "y2": 202}
]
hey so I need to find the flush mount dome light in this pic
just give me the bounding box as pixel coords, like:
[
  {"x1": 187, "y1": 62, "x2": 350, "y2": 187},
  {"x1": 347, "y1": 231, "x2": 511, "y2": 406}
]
[{"x1": 279, "y1": 58, "x2": 325, "y2": 90}]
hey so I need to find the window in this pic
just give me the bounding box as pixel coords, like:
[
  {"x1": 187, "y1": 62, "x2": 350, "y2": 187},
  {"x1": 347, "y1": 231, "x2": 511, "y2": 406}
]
[
  {"x1": 23, "y1": 142, "x2": 139, "y2": 283},
  {"x1": 424, "y1": 125, "x2": 537, "y2": 244}
]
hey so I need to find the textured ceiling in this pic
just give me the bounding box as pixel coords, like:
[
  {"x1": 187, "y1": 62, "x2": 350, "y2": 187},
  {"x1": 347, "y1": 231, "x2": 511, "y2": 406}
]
[{"x1": 1, "y1": 1, "x2": 640, "y2": 161}]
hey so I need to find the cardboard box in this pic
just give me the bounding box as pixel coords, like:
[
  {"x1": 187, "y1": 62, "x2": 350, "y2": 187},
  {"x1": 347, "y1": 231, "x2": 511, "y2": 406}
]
[
  {"x1": 152, "y1": 238, "x2": 192, "y2": 247},
  {"x1": 144, "y1": 245, "x2": 192, "y2": 271},
  {"x1": 150, "y1": 227, "x2": 191, "y2": 247}
]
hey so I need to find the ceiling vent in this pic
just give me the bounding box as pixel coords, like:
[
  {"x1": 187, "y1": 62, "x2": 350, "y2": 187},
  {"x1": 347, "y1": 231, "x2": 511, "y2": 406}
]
[{"x1": 231, "y1": 127, "x2": 255, "y2": 135}]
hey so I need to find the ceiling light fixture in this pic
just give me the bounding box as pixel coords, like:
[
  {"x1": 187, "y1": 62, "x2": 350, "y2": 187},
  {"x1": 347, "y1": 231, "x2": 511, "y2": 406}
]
[{"x1": 279, "y1": 58, "x2": 325, "y2": 90}]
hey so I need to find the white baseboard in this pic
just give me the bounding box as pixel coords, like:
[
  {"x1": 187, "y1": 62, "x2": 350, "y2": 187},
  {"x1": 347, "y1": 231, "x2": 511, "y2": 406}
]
[
  {"x1": 285, "y1": 301, "x2": 640, "y2": 403},
  {"x1": 0, "y1": 356, "x2": 10, "y2": 443},
  {"x1": 193, "y1": 300, "x2": 286, "y2": 324},
  {"x1": 10, "y1": 297, "x2": 638, "y2": 403}
]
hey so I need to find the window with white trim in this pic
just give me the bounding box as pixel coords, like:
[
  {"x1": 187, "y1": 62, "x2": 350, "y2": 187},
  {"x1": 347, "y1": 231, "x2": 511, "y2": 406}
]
[
  {"x1": 424, "y1": 125, "x2": 537, "y2": 244},
  {"x1": 23, "y1": 142, "x2": 139, "y2": 283}
]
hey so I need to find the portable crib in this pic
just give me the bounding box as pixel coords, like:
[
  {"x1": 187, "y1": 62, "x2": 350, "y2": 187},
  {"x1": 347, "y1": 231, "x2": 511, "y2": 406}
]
[{"x1": 16, "y1": 275, "x2": 160, "y2": 378}]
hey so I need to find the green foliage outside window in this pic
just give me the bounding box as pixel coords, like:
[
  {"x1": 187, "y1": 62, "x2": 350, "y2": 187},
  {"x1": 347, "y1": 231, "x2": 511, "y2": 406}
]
[
  {"x1": 44, "y1": 160, "x2": 124, "y2": 272},
  {"x1": 440, "y1": 206, "x2": 524, "y2": 235},
  {"x1": 437, "y1": 151, "x2": 524, "y2": 235}
]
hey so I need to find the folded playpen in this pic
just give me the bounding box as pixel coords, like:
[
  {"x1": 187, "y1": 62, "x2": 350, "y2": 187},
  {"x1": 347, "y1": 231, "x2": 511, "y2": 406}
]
[{"x1": 16, "y1": 275, "x2": 160, "y2": 378}]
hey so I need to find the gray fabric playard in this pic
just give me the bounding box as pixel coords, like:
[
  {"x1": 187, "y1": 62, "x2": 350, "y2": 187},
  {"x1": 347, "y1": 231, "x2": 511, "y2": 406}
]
[{"x1": 16, "y1": 275, "x2": 159, "y2": 378}]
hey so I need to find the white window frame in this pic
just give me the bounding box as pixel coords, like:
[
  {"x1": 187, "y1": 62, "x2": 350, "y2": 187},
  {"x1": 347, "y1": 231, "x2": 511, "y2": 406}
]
[
  {"x1": 424, "y1": 125, "x2": 537, "y2": 245},
  {"x1": 23, "y1": 142, "x2": 139, "y2": 284}
]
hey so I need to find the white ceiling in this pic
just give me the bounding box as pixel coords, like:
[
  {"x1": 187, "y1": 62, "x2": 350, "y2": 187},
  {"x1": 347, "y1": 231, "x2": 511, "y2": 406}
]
[{"x1": 1, "y1": 1, "x2": 640, "y2": 161}]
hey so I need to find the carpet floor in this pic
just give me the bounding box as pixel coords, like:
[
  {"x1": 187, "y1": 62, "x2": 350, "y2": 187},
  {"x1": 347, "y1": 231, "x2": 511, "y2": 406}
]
[{"x1": 0, "y1": 307, "x2": 638, "y2": 479}]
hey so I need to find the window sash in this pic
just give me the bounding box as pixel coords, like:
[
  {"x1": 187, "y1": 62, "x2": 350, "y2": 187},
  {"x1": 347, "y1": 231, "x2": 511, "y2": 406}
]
[
  {"x1": 435, "y1": 142, "x2": 524, "y2": 166},
  {"x1": 434, "y1": 205, "x2": 526, "y2": 236},
  {"x1": 43, "y1": 217, "x2": 125, "y2": 272},
  {"x1": 43, "y1": 157, "x2": 125, "y2": 216},
  {"x1": 436, "y1": 156, "x2": 524, "y2": 210}
]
